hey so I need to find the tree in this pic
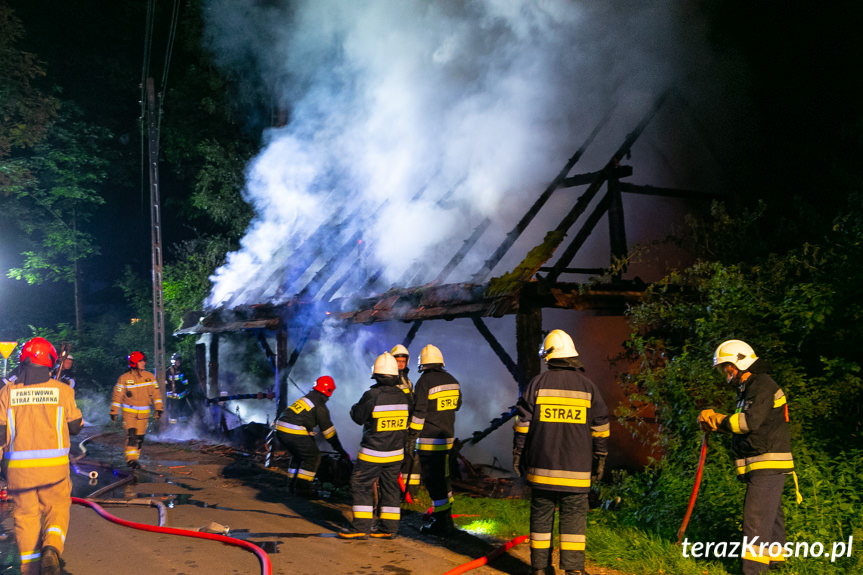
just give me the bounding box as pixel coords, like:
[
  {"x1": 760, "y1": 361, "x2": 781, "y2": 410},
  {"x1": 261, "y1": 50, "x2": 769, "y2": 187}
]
[
  {"x1": 0, "y1": 3, "x2": 59, "y2": 160},
  {"x1": 5, "y1": 104, "x2": 111, "y2": 331}
]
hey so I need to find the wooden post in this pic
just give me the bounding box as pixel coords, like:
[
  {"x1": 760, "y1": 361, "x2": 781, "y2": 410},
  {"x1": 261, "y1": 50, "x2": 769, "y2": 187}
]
[
  {"x1": 208, "y1": 334, "x2": 220, "y2": 400},
  {"x1": 195, "y1": 342, "x2": 207, "y2": 397},
  {"x1": 515, "y1": 306, "x2": 543, "y2": 394},
  {"x1": 276, "y1": 329, "x2": 288, "y2": 416}
]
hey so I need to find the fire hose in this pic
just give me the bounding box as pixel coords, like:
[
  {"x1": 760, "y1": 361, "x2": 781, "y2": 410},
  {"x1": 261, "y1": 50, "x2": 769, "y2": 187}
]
[
  {"x1": 676, "y1": 432, "x2": 708, "y2": 544},
  {"x1": 441, "y1": 534, "x2": 529, "y2": 575},
  {"x1": 71, "y1": 497, "x2": 272, "y2": 575}
]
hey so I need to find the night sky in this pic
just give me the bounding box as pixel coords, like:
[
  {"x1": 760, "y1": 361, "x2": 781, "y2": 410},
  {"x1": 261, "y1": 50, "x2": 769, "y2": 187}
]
[{"x1": 2, "y1": 0, "x2": 861, "y2": 333}]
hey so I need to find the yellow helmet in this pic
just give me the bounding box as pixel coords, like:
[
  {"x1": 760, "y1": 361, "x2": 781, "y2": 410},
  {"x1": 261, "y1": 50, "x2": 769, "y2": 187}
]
[
  {"x1": 713, "y1": 340, "x2": 758, "y2": 371},
  {"x1": 372, "y1": 352, "x2": 399, "y2": 377},
  {"x1": 390, "y1": 344, "x2": 409, "y2": 358},
  {"x1": 418, "y1": 344, "x2": 444, "y2": 370},
  {"x1": 539, "y1": 329, "x2": 578, "y2": 360}
]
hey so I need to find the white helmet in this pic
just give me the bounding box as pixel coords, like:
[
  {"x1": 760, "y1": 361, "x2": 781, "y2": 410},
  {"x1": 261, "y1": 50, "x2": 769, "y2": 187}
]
[
  {"x1": 539, "y1": 329, "x2": 578, "y2": 360},
  {"x1": 372, "y1": 352, "x2": 399, "y2": 377},
  {"x1": 418, "y1": 344, "x2": 444, "y2": 370},
  {"x1": 390, "y1": 344, "x2": 409, "y2": 358},
  {"x1": 713, "y1": 340, "x2": 758, "y2": 371}
]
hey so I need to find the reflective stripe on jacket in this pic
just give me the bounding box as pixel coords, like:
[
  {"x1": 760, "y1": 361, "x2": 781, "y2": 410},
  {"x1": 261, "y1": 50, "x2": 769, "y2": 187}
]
[
  {"x1": 110, "y1": 369, "x2": 162, "y2": 420},
  {"x1": 0, "y1": 379, "x2": 82, "y2": 485},
  {"x1": 514, "y1": 366, "x2": 609, "y2": 493}
]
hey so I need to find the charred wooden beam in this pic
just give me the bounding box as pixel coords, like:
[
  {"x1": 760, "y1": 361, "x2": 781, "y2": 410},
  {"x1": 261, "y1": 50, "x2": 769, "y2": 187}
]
[
  {"x1": 546, "y1": 192, "x2": 612, "y2": 283},
  {"x1": 561, "y1": 165, "x2": 633, "y2": 188},
  {"x1": 607, "y1": 174, "x2": 628, "y2": 277},
  {"x1": 486, "y1": 90, "x2": 670, "y2": 294},
  {"x1": 617, "y1": 181, "x2": 720, "y2": 199},
  {"x1": 516, "y1": 305, "x2": 543, "y2": 393},
  {"x1": 538, "y1": 267, "x2": 605, "y2": 275},
  {"x1": 276, "y1": 329, "x2": 288, "y2": 415},
  {"x1": 471, "y1": 109, "x2": 613, "y2": 283},
  {"x1": 471, "y1": 317, "x2": 518, "y2": 381},
  {"x1": 208, "y1": 334, "x2": 220, "y2": 400}
]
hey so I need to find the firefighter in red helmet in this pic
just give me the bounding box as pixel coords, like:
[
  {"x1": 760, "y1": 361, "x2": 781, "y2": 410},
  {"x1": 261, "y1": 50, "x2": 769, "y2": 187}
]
[
  {"x1": 0, "y1": 337, "x2": 83, "y2": 575},
  {"x1": 275, "y1": 375, "x2": 349, "y2": 497},
  {"x1": 110, "y1": 351, "x2": 163, "y2": 468}
]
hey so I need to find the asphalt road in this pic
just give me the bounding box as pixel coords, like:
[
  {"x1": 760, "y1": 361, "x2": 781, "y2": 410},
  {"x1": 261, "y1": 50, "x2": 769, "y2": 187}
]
[{"x1": 11, "y1": 429, "x2": 534, "y2": 575}]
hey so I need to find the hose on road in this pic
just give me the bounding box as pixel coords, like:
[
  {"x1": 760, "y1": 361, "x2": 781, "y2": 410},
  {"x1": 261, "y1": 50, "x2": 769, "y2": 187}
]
[
  {"x1": 71, "y1": 497, "x2": 272, "y2": 575},
  {"x1": 441, "y1": 534, "x2": 529, "y2": 575}
]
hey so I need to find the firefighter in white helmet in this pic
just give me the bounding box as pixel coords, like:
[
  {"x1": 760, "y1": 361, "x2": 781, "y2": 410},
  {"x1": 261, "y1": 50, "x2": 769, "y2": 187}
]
[
  {"x1": 0, "y1": 337, "x2": 83, "y2": 575},
  {"x1": 699, "y1": 339, "x2": 799, "y2": 574},
  {"x1": 339, "y1": 352, "x2": 410, "y2": 539},
  {"x1": 513, "y1": 329, "x2": 609, "y2": 575},
  {"x1": 275, "y1": 375, "x2": 350, "y2": 497},
  {"x1": 110, "y1": 351, "x2": 163, "y2": 469},
  {"x1": 407, "y1": 344, "x2": 462, "y2": 536},
  {"x1": 165, "y1": 352, "x2": 190, "y2": 424},
  {"x1": 390, "y1": 344, "x2": 420, "y2": 499}
]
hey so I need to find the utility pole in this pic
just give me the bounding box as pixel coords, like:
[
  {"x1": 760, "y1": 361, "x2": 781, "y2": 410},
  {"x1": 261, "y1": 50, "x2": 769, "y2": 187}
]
[{"x1": 146, "y1": 77, "x2": 166, "y2": 392}]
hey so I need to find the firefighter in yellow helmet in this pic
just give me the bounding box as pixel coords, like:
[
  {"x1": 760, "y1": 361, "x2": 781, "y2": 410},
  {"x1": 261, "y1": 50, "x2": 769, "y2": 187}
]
[
  {"x1": 339, "y1": 352, "x2": 410, "y2": 539},
  {"x1": 513, "y1": 329, "x2": 609, "y2": 575},
  {"x1": 110, "y1": 351, "x2": 163, "y2": 469},
  {"x1": 390, "y1": 344, "x2": 420, "y2": 500},
  {"x1": 407, "y1": 344, "x2": 462, "y2": 536},
  {"x1": 698, "y1": 340, "x2": 797, "y2": 575},
  {"x1": 0, "y1": 337, "x2": 83, "y2": 575}
]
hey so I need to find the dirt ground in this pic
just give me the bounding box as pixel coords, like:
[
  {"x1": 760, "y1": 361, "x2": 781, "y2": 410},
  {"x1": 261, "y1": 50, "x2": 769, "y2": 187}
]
[{"x1": 0, "y1": 427, "x2": 627, "y2": 575}]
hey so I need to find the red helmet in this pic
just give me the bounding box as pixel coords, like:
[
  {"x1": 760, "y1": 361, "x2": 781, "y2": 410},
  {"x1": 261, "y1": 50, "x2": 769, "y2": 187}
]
[
  {"x1": 20, "y1": 337, "x2": 58, "y2": 368},
  {"x1": 313, "y1": 375, "x2": 336, "y2": 397},
  {"x1": 128, "y1": 351, "x2": 146, "y2": 368}
]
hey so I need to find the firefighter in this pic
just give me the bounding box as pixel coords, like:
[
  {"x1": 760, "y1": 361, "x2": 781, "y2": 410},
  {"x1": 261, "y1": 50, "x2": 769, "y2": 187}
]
[
  {"x1": 275, "y1": 375, "x2": 350, "y2": 497},
  {"x1": 0, "y1": 337, "x2": 83, "y2": 575},
  {"x1": 407, "y1": 344, "x2": 462, "y2": 536},
  {"x1": 110, "y1": 351, "x2": 163, "y2": 469},
  {"x1": 699, "y1": 340, "x2": 799, "y2": 575},
  {"x1": 165, "y1": 353, "x2": 190, "y2": 424},
  {"x1": 339, "y1": 352, "x2": 410, "y2": 540},
  {"x1": 513, "y1": 329, "x2": 609, "y2": 575},
  {"x1": 391, "y1": 344, "x2": 420, "y2": 500}
]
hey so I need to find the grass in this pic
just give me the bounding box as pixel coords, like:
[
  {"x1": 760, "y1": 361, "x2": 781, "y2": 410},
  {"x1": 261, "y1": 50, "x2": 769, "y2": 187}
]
[{"x1": 405, "y1": 492, "x2": 733, "y2": 575}]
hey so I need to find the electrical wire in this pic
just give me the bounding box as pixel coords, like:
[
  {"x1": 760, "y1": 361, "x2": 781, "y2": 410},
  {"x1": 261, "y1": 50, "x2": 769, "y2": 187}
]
[
  {"x1": 157, "y1": 0, "x2": 182, "y2": 137},
  {"x1": 72, "y1": 497, "x2": 272, "y2": 575}
]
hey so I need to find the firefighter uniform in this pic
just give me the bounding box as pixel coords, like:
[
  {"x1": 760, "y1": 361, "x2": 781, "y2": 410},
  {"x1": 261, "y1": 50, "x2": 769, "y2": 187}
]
[
  {"x1": 700, "y1": 340, "x2": 801, "y2": 575},
  {"x1": 513, "y1": 330, "x2": 609, "y2": 575},
  {"x1": 394, "y1": 358, "x2": 420, "y2": 499},
  {"x1": 110, "y1": 367, "x2": 162, "y2": 467},
  {"x1": 276, "y1": 387, "x2": 347, "y2": 494},
  {"x1": 0, "y1": 340, "x2": 83, "y2": 575},
  {"x1": 165, "y1": 363, "x2": 190, "y2": 424},
  {"x1": 409, "y1": 357, "x2": 462, "y2": 535},
  {"x1": 716, "y1": 359, "x2": 796, "y2": 574},
  {"x1": 341, "y1": 353, "x2": 409, "y2": 539}
]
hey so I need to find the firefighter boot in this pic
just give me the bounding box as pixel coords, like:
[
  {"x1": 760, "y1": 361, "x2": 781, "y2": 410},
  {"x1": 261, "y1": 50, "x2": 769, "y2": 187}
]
[
  {"x1": 337, "y1": 525, "x2": 369, "y2": 540},
  {"x1": 40, "y1": 545, "x2": 60, "y2": 575}
]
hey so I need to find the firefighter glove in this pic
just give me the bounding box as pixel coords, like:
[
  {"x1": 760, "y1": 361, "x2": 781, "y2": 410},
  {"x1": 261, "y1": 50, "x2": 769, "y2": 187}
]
[
  {"x1": 512, "y1": 448, "x2": 523, "y2": 477},
  {"x1": 405, "y1": 430, "x2": 418, "y2": 456},
  {"x1": 110, "y1": 413, "x2": 117, "y2": 422},
  {"x1": 698, "y1": 409, "x2": 726, "y2": 432},
  {"x1": 592, "y1": 453, "x2": 607, "y2": 484},
  {"x1": 155, "y1": 410, "x2": 163, "y2": 420}
]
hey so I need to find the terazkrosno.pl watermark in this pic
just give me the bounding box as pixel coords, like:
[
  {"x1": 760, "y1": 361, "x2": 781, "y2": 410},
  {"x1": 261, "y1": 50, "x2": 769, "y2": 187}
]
[{"x1": 681, "y1": 536, "x2": 854, "y2": 563}]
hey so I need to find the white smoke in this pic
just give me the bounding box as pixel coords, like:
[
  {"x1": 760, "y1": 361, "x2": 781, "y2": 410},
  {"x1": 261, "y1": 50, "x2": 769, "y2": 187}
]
[
  {"x1": 198, "y1": 0, "x2": 746, "y2": 463},
  {"x1": 201, "y1": 0, "x2": 730, "y2": 308}
]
